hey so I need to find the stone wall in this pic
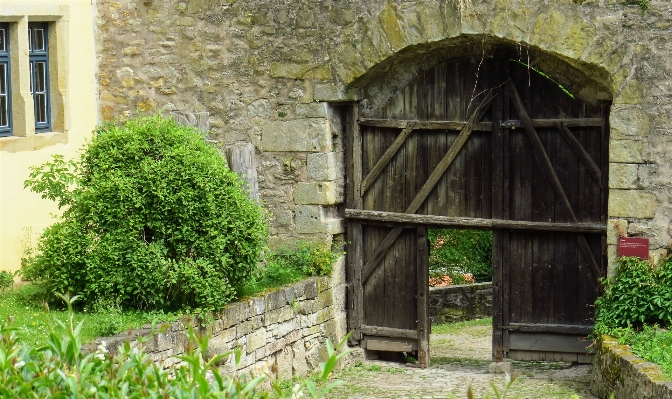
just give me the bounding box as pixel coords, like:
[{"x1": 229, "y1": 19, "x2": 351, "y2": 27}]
[
  {"x1": 82, "y1": 274, "x2": 352, "y2": 379},
  {"x1": 591, "y1": 335, "x2": 672, "y2": 399},
  {"x1": 94, "y1": 0, "x2": 672, "y2": 270},
  {"x1": 429, "y1": 282, "x2": 492, "y2": 325}
]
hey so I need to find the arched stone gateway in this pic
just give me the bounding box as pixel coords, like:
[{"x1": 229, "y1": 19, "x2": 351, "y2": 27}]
[{"x1": 345, "y1": 40, "x2": 610, "y2": 366}]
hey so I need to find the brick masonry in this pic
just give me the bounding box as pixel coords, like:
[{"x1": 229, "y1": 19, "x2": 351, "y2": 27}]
[
  {"x1": 82, "y1": 274, "x2": 355, "y2": 379},
  {"x1": 591, "y1": 335, "x2": 672, "y2": 399}
]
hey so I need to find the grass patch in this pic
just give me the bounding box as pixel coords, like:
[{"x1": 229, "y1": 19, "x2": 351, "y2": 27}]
[
  {"x1": 431, "y1": 317, "x2": 492, "y2": 335},
  {"x1": 0, "y1": 286, "x2": 177, "y2": 348},
  {"x1": 237, "y1": 261, "x2": 309, "y2": 298},
  {"x1": 612, "y1": 325, "x2": 672, "y2": 379}
]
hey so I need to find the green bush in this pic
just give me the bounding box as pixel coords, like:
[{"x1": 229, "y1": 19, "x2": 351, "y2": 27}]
[
  {"x1": 0, "y1": 293, "x2": 348, "y2": 398},
  {"x1": 428, "y1": 229, "x2": 492, "y2": 284},
  {"x1": 594, "y1": 256, "x2": 672, "y2": 334},
  {"x1": 0, "y1": 271, "x2": 14, "y2": 291},
  {"x1": 24, "y1": 115, "x2": 267, "y2": 312}
]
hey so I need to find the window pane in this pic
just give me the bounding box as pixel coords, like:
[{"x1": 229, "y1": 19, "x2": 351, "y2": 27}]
[
  {"x1": 35, "y1": 62, "x2": 46, "y2": 92},
  {"x1": 0, "y1": 96, "x2": 7, "y2": 127},
  {"x1": 0, "y1": 29, "x2": 5, "y2": 52},
  {"x1": 36, "y1": 94, "x2": 47, "y2": 123},
  {"x1": 33, "y1": 29, "x2": 45, "y2": 51},
  {"x1": 0, "y1": 64, "x2": 5, "y2": 95}
]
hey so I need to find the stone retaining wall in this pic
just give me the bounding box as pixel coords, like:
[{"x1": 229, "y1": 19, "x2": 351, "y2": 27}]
[
  {"x1": 83, "y1": 274, "x2": 351, "y2": 379},
  {"x1": 591, "y1": 335, "x2": 672, "y2": 399},
  {"x1": 429, "y1": 282, "x2": 492, "y2": 325}
]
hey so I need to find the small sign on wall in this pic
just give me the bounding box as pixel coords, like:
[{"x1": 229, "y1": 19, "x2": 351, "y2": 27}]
[{"x1": 617, "y1": 237, "x2": 649, "y2": 260}]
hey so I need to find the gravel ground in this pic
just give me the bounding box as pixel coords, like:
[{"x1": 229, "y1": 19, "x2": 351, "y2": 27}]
[{"x1": 328, "y1": 322, "x2": 597, "y2": 399}]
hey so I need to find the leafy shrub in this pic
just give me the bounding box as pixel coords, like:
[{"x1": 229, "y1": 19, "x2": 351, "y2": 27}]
[
  {"x1": 0, "y1": 293, "x2": 348, "y2": 398},
  {"x1": 594, "y1": 256, "x2": 672, "y2": 335},
  {"x1": 24, "y1": 115, "x2": 267, "y2": 312},
  {"x1": 428, "y1": 229, "x2": 492, "y2": 284},
  {"x1": 0, "y1": 270, "x2": 15, "y2": 291}
]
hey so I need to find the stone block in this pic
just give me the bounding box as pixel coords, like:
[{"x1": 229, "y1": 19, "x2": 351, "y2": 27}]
[
  {"x1": 207, "y1": 333, "x2": 234, "y2": 364},
  {"x1": 276, "y1": 347, "x2": 293, "y2": 380},
  {"x1": 295, "y1": 205, "x2": 344, "y2": 234},
  {"x1": 607, "y1": 219, "x2": 628, "y2": 245},
  {"x1": 275, "y1": 319, "x2": 297, "y2": 339},
  {"x1": 313, "y1": 83, "x2": 362, "y2": 102},
  {"x1": 248, "y1": 99, "x2": 271, "y2": 119},
  {"x1": 331, "y1": 255, "x2": 346, "y2": 286},
  {"x1": 265, "y1": 306, "x2": 295, "y2": 326},
  {"x1": 608, "y1": 190, "x2": 659, "y2": 218},
  {"x1": 304, "y1": 280, "x2": 318, "y2": 299},
  {"x1": 249, "y1": 297, "x2": 265, "y2": 316},
  {"x1": 316, "y1": 289, "x2": 334, "y2": 309},
  {"x1": 317, "y1": 276, "x2": 331, "y2": 292},
  {"x1": 222, "y1": 302, "x2": 250, "y2": 330},
  {"x1": 610, "y1": 106, "x2": 650, "y2": 139},
  {"x1": 247, "y1": 328, "x2": 267, "y2": 353},
  {"x1": 307, "y1": 152, "x2": 340, "y2": 181},
  {"x1": 294, "y1": 182, "x2": 338, "y2": 205},
  {"x1": 607, "y1": 245, "x2": 618, "y2": 278},
  {"x1": 609, "y1": 163, "x2": 639, "y2": 189},
  {"x1": 296, "y1": 102, "x2": 329, "y2": 118},
  {"x1": 265, "y1": 289, "x2": 287, "y2": 312},
  {"x1": 610, "y1": 140, "x2": 644, "y2": 164},
  {"x1": 292, "y1": 341, "x2": 309, "y2": 377},
  {"x1": 262, "y1": 119, "x2": 331, "y2": 152}
]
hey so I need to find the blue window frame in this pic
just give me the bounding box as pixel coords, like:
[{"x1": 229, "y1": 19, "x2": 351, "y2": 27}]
[
  {"x1": 0, "y1": 23, "x2": 11, "y2": 137},
  {"x1": 29, "y1": 23, "x2": 50, "y2": 133}
]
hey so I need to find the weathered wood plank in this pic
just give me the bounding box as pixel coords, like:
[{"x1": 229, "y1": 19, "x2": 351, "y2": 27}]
[
  {"x1": 359, "y1": 325, "x2": 418, "y2": 339},
  {"x1": 345, "y1": 104, "x2": 364, "y2": 341},
  {"x1": 363, "y1": 338, "x2": 417, "y2": 352},
  {"x1": 361, "y1": 123, "x2": 416, "y2": 195},
  {"x1": 225, "y1": 143, "x2": 259, "y2": 201},
  {"x1": 344, "y1": 209, "x2": 607, "y2": 233},
  {"x1": 358, "y1": 118, "x2": 602, "y2": 130},
  {"x1": 556, "y1": 123, "x2": 602, "y2": 187},
  {"x1": 507, "y1": 81, "x2": 602, "y2": 282},
  {"x1": 501, "y1": 323, "x2": 593, "y2": 335},
  {"x1": 416, "y1": 227, "x2": 429, "y2": 368},
  {"x1": 360, "y1": 91, "x2": 495, "y2": 284},
  {"x1": 509, "y1": 333, "x2": 591, "y2": 354}
]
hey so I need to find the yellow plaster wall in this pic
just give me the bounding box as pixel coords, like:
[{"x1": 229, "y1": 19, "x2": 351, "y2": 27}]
[{"x1": 0, "y1": 0, "x2": 97, "y2": 272}]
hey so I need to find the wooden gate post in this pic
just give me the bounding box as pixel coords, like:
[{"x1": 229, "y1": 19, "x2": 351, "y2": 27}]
[{"x1": 417, "y1": 227, "x2": 430, "y2": 368}]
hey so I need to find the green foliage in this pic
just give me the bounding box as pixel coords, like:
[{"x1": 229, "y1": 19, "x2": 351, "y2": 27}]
[
  {"x1": 237, "y1": 241, "x2": 340, "y2": 298},
  {"x1": 0, "y1": 293, "x2": 349, "y2": 398},
  {"x1": 0, "y1": 271, "x2": 15, "y2": 291},
  {"x1": 612, "y1": 325, "x2": 672, "y2": 379},
  {"x1": 23, "y1": 115, "x2": 267, "y2": 313},
  {"x1": 0, "y1": 285, "x2": 177, "y2": 348},
  {"x1": 428, "y1": 229, "x2": 492, "y2": 283},
  {"x1": 594, "y1": 256, "x2": 672, "y2": 335}
]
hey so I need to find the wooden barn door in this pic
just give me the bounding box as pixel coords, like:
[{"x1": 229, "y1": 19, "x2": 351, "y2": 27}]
[{"x1": 346, "y1": 52, "x2": 608, "y2": 366}]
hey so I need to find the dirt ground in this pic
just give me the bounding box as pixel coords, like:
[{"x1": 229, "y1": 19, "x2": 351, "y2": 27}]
[{"x1": 328, "y1": 321, "x2": 597, "y2": 399}]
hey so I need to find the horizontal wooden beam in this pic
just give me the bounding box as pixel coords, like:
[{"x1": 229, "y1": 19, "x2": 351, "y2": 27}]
[
  {"x1": 358, "y1": 118, "x2": 602, "y2": 130},
  {"x1": 501, "y1": 323, "x2": 593, "y2": 335},
  {"x1": 509, "y1": 332, "x2": 591, "y2": 354},
  {"x1": 360, "y1": 325, "x2": 418, "y2": 340},
  {"x1": 345, "y1": 209, "x2": 606, "y2": 233}
]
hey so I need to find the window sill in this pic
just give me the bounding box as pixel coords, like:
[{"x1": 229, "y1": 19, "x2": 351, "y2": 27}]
[{"x1": 0, "y1": 131, "x2": 68, "y2": 152}]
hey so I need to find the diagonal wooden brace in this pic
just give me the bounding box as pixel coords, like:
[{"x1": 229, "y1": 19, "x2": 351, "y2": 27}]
[
  {"x1": 361, "y1": 90, "x2": 496, "y2": 283},
  {"x1": 506, "y1": 81, "x2": 602, "y2": 282}
]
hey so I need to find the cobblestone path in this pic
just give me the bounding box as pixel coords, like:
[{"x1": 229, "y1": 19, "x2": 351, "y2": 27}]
[{"x1": 329, "y1": 320, "x2": 597, "y2": 399}]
